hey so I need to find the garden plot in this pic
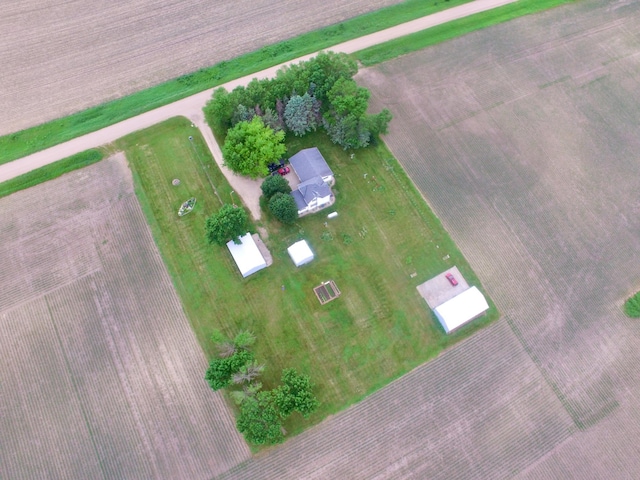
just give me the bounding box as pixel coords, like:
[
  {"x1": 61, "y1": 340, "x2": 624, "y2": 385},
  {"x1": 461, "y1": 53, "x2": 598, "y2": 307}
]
[{"x1": 0, "y1": 155, "x2": 249, "y2": 479}]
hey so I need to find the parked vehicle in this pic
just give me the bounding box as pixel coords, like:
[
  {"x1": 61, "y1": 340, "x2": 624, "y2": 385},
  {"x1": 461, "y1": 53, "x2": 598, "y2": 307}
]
[
  {"x1": 278, "y1": 166, "x2": 290, "y2": 176},
  {"x1": 445, "y1": 273, "x2": 458, "y2": 286}
]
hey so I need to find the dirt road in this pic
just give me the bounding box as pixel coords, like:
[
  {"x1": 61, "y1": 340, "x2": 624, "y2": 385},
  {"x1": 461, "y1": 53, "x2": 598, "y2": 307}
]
[{"x1": 0, "y1": 0, "x2": 517, "y2": 220}]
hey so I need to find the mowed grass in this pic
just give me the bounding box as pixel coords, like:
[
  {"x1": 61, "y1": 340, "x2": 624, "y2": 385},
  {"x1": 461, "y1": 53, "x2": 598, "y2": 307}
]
[
  {"x1": 117, "y1": 117, "x2": 497, "y2": 436},
  {"x1": 356, "y1": 0, "x2": 579, "y2": 66},
  {"x1": 0, "y1": 0, "x2": 475, "y2": 165},
  {"x1": 0, "y1": 149, "x2": 104, "y2": 199}
]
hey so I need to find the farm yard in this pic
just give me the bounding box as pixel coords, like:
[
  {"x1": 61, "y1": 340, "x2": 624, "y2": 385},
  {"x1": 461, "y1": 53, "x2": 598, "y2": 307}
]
[
  {"x1": 0, "y1": 156, "x2": 249, "y2": 478},
  {"x1": 0, "y1": 0, "x2": 407, "y2": 136},
  {"x1": 115, "y1": 117, "x2": 497, "y2": 441},
  {"x1": 4, "y1": 0, "x2": 640, "y2": 478}
]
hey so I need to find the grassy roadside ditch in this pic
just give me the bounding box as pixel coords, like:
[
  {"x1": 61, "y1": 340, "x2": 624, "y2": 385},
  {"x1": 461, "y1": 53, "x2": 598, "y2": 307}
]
[
  {"x1": 117, "y1": 117, "x2": 498, "y2": 440},
  {"x1": 0, "y1": 0, "x2": 474, "y2": 165},
  {"x1": 355, "y1": 0, "x2": 579, "y2": 65},
  {"x1": 0, "y1": 149, "x2": 104, "y2": 199}
]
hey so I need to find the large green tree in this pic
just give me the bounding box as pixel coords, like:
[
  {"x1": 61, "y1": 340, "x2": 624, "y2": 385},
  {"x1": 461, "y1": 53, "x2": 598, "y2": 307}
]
[
  {"x1": 273, "y1": 368, "x2": 319, "y2": 418},
  {"x1": 236, "y1": 390, "x2": 284, "y2": 445},
  {"x1": 322, "y1": 77, "x2": 392, "y2": 150},
  {"x1": 284, "y1": 93, "x2": 321, "y2": 136},
  {"x1": 205, "y1": 204, "x2": 248, "y2": 246},
  {"x1": 222, "y1": 116, "x2": 286, "y2": 178},
  {"x1": 205, "y1": 349, "x2": 255, "y2": 391}
]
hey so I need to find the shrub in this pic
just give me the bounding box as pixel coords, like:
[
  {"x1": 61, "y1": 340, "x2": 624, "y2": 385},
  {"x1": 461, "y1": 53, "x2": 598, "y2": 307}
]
[
  {"x1": 268, "y1": 192, "x2": 298, "y2": 224},
  {"x1": 261, "y1": 174, "x2": 291, "y2": 200},
  {"x1": 623, "y1": 291, "x2": 640, "y2": 318}
]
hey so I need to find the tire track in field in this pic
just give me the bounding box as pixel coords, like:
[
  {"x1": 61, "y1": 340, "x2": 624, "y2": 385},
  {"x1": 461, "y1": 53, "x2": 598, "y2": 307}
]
[{"x1": 0, "y1": 298, "x2": 104, "y2": 479}]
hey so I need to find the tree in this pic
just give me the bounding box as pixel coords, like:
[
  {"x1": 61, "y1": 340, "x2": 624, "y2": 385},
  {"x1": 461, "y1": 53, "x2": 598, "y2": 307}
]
[
  {"x1": 205, "y1": 204, "x2": 248, "y2": 246},
  {"x1": 323, "y1": 113, "x2": 370, "y2": 150},
  {"x1": 233, "y1": 330, "x2": 256, "y2": 350},
  {"x1": 260, "y1": 107, "x2": 284, "y2": 132},
  {"x1": 236, "y1": 390, "x2": 284, "y2": 445},
  {"x1": 273, "y1": 368, "x2": 319, "y2": 418},
  {"x1": 204, "y1": 87, "x2": 234, "y2": 130},
  {"x1": 205, "y1": 349, "x2": 255, "y2": 391},
  {"x1": 222, "y1": 116, "x2": 286, "y2": 178},
  {"x1": 306, "y1": 51, "x2": 358, "y2": 105},
  {"x1": 320, "y1": 76, "x2": 393, "y2": 149},
  {"x1": 260, "y1": 174, "x2": 291, "y2": 200},
  {"x1": 326, "y1": 78, "x2": 370, "y2": 118},
  {"x1": 231, "y1": 104, "x2": 255, "y2": 126},
  {"x1": 229, "y1": 382, "x2": 263, "y2": 405},
  {"x1": 284, "y1": 93, "x2": 321, "y2": 136},
  {"x1": 232, "y1": 360, "x2": 265, "y2": 385},
  {"x1": 268, "y1": 192, "x2": 298, "y2": 224},
  {"x1": 366, "y1": 108, "x2": 393, "y2": 137}
]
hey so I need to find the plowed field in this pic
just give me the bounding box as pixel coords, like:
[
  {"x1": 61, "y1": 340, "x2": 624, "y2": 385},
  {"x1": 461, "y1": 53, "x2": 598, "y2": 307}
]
[
  {"x1": 0, "y1": 154, "x2": 249, "y2": 479},
  {"x1": 0, "y1": 0, "x2": 402, "y2": 135}
]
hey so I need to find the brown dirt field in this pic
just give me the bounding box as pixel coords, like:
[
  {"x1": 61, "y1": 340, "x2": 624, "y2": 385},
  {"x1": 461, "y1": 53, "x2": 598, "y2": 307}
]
[
  {"x1": 0, "y1": 0, "x2": 403, "y2": 135},
  {"x1": 0, "y1": 154, "x2": 250, "y2": 479}
]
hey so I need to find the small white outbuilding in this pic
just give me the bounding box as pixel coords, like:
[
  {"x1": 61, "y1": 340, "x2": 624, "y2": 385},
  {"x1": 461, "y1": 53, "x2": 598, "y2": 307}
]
[
  {"x1": 227, "y1": 233, "x2": 267, "y2": 278},
  {"x1": 287, "y1": 240, "x2": 314, "y2": 267},
  {"x1": 434, "y1": 286, "x2": 489, "y2": 334}
]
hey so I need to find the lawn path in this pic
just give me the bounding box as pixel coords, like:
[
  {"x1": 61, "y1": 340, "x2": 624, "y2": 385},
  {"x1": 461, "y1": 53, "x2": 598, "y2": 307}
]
[{"x1": 0, "y1": 0, "x2": 517, "y2": 220}]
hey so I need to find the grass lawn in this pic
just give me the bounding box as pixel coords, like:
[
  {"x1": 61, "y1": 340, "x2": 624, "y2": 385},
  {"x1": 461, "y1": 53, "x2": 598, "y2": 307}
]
[
  {"x1": 116, "y1": 116, "x2": 498, "y2": 438},
  {"x1": 0, "y1": 149, "x2": 104, "y2": 199}
]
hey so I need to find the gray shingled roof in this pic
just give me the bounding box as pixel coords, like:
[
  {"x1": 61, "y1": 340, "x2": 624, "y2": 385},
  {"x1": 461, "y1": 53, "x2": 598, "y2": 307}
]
[
  {"x1": 288, "y1": 147, "x2": 333, "y2": 182},
  {"x1": 291, "y1": 190, "x2": 307, "y2": 211},
  {"x1": 291, "y1": 176, "x2": 332, "y2": 211},
  {"x1": 298, "y1": 176, "x2": 331, "y2": 204}
]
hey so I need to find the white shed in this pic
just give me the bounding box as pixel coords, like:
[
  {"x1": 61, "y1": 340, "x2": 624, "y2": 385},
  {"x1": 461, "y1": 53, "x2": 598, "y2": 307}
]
[
  {"x1": 227, "y1": 233, "x2": 267, "y2": 278},
  {"x1": 434, "y1": 286, "x2": 489, "y2": 334},
  {"x1": 287, "y1": 240, "x2": 314, "y2": 267}
]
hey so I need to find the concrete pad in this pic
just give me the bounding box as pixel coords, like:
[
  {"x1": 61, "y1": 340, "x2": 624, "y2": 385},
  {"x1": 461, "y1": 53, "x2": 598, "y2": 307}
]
[{"x1": 416, "y1": 266, "x2": 469, "y2": 309}]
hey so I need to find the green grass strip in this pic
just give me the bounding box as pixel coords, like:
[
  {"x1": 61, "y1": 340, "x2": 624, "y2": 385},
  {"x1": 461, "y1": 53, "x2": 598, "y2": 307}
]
[
  {"x1": 355, "y1": 0, "x2": 579, "y2": 66},
  {"x1": 0, "y1": 0, "x2": 474, "y2": 165},
  {"x1": 0, "y1": 149, "x2": 103, "y2": 199}
]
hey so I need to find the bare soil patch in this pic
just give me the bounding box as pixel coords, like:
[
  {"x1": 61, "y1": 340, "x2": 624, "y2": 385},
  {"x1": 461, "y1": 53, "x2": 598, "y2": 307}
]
[{"x1": 0, "y1": 154, "x2": 249, "y2": 479}]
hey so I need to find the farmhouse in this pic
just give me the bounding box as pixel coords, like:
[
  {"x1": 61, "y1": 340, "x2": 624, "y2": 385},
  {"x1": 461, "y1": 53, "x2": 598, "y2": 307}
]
[
  {"x1": 289, "y1": 148, "x2": 335, "y2": 216},
  {"x1": 226, "y1": 233, "x2": 268, "y2": 278}
]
